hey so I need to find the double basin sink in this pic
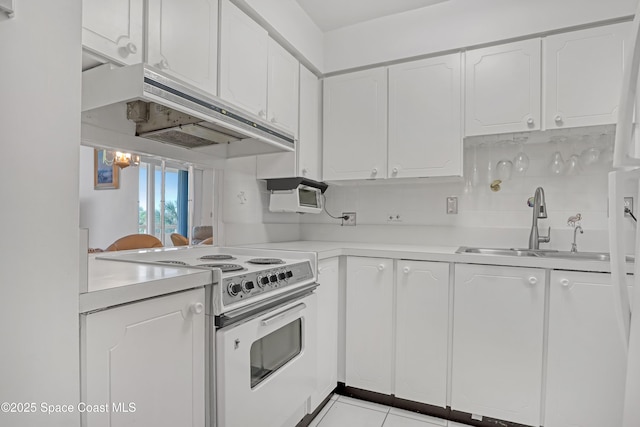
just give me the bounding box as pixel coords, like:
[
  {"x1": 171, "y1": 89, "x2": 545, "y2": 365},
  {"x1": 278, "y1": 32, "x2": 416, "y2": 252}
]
[{"x1": 456, "y1": 247, "x2": 635, "y2": 262}]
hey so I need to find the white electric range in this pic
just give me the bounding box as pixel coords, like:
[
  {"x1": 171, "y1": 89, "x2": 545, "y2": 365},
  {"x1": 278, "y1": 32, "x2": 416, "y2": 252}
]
[{"x1": 97, "y1": 245, "x2": 318, "y2": 427}]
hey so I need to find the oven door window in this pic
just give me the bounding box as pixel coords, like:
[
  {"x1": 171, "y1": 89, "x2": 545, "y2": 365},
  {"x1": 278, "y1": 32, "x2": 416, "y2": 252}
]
[{"x1": 250, "y1": 319, "x2": 302, "y2": 388}]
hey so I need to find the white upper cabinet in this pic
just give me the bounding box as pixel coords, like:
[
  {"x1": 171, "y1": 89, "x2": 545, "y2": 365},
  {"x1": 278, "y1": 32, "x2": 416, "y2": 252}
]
[
  {"x1": 219, "y1": 0, "x2": 269, "y2": 117},
  {"x1": 452, "y1": 264, "x2": 545, "y2": 426},
  {"x1": 297, "y1": 65, "x2": 322, "y2": 181},
  {"x1": 267, "y1": 38, "x2": 300, "y2": 136},
  {"x1": 323, "y1": 68, "x2": 388, "y2": 181},
  {"x1": 545, "y1": 271, "x2": 631, "y2": 427},
  {"x1": 389, "y1": 54, "x2": 462, "y2": 178},
  {"x1": 256, "y1": 64, "x2": 321, "y2": 180},
  {"x1": 82, "y1": 0, "x2": 144, "y2": 65},
  {"x1": 465, "y1": 39, "x2": 541, "y2": 136},
  {"x1": 544, "y1": 23, "x2": 629, "y2": 129},
  {"x1": 219, "y1": 0, "x2": 299, "y2": 134},
  {"x1": 147, "y1": 0, "x2": 218, "y2": 96}
]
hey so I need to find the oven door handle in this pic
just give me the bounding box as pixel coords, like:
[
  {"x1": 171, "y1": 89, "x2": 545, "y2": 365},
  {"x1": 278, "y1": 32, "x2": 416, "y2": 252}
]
[{"x1": 261, "y1": 303, "x2": 306, "y2": 327}]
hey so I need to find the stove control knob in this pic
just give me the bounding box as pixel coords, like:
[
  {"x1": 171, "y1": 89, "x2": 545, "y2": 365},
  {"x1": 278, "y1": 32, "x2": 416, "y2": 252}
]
[
  {"x1": 227, "y1": 282, "x2": 242, "y2": 296},
  {"x1": 256, "y1": 275, "x2": 265, "y2": 288},
  {"x1": 241, "y1": 280, "x2": 255, "y2": 293},
  {"x1": 260, "y1": 275, "x2": 270, "y2": 287},
  {"x1": 269, "y1": 274, "x2": 278, "y2": 283},
  {"x1": 286, "y1": 271, "x2": 293, "y2": 278},
  {"x1": 278, "y1": 272, "x2": 287, "y2": 281}
]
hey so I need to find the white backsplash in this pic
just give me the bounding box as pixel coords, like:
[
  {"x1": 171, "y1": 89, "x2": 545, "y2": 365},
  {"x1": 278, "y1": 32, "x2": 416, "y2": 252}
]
[
  {"x1": 301, "y1": 126, "x2": 638, "y2": 253},
  {"x1": 221, "y1": 156, "x2": 301, "y2": 246}
]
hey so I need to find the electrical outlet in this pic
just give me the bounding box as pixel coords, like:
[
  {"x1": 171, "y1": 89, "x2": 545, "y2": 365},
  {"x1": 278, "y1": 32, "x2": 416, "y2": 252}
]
[
  {"x1": 624, "y1": 197, "x2": 634, "y2": 216},
  {"x1": 387, "y1": 214, "x2": 402, "y2": 222},
  {"x1": 446, "y1": 196, "x2": 458, "y2": 214},
  {"x1": 342, "y1": 212, "x2": 356, "y2": 226}
]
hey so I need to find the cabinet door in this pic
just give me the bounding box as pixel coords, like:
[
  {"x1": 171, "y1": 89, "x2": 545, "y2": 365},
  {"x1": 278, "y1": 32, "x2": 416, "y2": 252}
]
[
  {"x1": 267, "y1": 38, "x2": 299, "y2": 136},
  {"x1": 298, "y1": 65, "x2": 322, "y2": 181},
  {"x1": 395, "y1": 260, "x2": 449, "y2": 407},
  {"x1": 544, "y1": 23, "x2": 629, "y2": 129},
  {"x1": 465, "y1": 39, "x2": 541, "y2": 136},
  {"x1": 345, "y1": 257, "x2": 393, "y2": 394},
  {"x1": 323, "y1": 68, "x2": 388, "y2": 181},
  {"x1": 82, "y1": 0, "x2": 144, "y2": 65},
  {"x1": 545, "y1": 271, "x2": 632, "y2": 427},
  {"x1": 311, "y1": 258, "x2": 340, "y2": 409},
  {"x1": 147, "y1": 0, "x2": 218, "y2": 96},
  {"x1": 389, "y1": 54, "x2": 462, "y2": 178},
  {"x1": 452, "y1": 264, "x2": 545, "y2": 426},
  {"x1": 257, "y1": 64, "x2": 320, "y2": 180},
  {"x1": 81, "y1": 288, "x2": 205, "y2": 427},
  {"x1": 219, "y1": 0, "x2": 268, "y2": 116}
]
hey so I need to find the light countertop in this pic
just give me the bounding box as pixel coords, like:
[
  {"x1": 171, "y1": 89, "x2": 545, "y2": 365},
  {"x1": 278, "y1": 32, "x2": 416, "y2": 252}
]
[
  {"x1": 241, "y1": 241, "x2": 631, "y2": 274},
  {"x1": 80, "y1": 256, "x2": 211, "y2": 313}
]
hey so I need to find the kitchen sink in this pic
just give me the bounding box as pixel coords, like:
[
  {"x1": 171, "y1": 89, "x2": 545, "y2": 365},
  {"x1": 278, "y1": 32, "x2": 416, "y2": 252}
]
[
  {"x1": 456, "y1": 247, "x2": 542, "y2": 257},
  {"x1": 456, "y1": 247, "x2": 635, "y2": 262}
]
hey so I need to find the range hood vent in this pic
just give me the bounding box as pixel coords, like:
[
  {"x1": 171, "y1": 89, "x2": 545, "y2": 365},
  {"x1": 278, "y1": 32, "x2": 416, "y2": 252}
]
[{"x1": 82, "y1": 64, "x2": 295, "y2": 158}]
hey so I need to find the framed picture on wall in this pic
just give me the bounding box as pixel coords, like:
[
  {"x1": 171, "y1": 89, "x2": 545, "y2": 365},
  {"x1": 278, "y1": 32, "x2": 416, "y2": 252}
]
[{"x1": 94, "y1": 149, "x2": 119, "y2": 190}]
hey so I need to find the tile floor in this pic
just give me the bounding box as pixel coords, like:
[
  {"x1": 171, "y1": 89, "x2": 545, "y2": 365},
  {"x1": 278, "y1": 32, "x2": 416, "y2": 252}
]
[{"x1": 309, "y1": 395, "x2": 457, "y2": 427}]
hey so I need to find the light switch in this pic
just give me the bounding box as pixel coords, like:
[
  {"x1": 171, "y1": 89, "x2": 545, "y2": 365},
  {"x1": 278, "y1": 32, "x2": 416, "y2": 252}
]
[{"x1": 446, "y1": 196, "x2": 458, "y2": 214}]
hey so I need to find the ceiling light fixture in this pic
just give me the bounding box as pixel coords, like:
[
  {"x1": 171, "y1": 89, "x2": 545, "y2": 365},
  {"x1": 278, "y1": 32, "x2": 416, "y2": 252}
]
[{"x1": 101, "y1": 150, "x2": 140, "y2": 169}]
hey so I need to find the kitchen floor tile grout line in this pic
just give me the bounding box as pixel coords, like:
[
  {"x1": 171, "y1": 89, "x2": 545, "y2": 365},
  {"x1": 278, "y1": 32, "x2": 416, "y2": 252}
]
[
  {"x1": 313, "y1": 400, "x2": 335, "y2": 427},
  {"x1": 336, "y1": 396, "x2": 391, "y2": 414}
]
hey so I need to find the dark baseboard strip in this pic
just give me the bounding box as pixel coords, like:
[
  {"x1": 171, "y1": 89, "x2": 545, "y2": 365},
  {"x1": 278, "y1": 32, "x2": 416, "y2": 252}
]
[
  {"x1": 334, "y1": 383, "x2": 532, "y2": 427},
  {"x1": 336, "y1": 383, "x2": 449, "y2": 420}
]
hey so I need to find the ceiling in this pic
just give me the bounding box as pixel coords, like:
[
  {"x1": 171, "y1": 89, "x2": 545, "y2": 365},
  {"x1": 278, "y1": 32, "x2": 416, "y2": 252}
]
[{"x1": 296, "y1": 0, "x2": 449, "y2": 32}]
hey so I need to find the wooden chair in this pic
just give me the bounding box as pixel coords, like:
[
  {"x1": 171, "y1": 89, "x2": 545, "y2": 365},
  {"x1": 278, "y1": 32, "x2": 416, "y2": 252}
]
[
  {"x1": 170, "y1": 233, "x2": 189, "y2": 246},
  {"x1": 197, "y1": 237, "x2": 213, "y2": 245},
  {"x1": 192, "y1": 226, "x2": 213, "y2": 245},
  {"x1": 105, "y1": 234, "x2": 163, "y2": 251}
]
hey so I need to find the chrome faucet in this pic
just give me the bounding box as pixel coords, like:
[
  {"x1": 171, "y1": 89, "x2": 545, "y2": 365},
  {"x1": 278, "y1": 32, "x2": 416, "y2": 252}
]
[
  {"x1": 528, "y1": 187, "x2": 551, "y2": 250},
  {"x1": 571, "y1": 225, "x2": 583, "y2": 253}
]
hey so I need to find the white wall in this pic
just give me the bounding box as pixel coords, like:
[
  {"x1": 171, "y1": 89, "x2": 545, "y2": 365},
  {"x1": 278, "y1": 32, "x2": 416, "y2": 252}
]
[
  {"x1": 219, "y1": 157, "x2": 301, "y2": 245},
  {"x1": 79, "y1": 146, "x2": 139, "y2": 249},
  {"x1": 323, "y1": 0, "x2": 637, "y2": 72},
  {"x1": 0, "y1": 2, "x2": 81, "y2": 426},
  {"x1": 302, "y1": 126, "x2": 637, "y2": 253}
]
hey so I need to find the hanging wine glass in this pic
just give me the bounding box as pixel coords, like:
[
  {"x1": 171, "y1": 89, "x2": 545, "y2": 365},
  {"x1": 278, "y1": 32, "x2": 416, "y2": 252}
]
[
  {"x1": 496, "y1": 139, "x2": 513, "y2": 181},
  {"x1": 549, "y1": 136, "x2": 566, "y2": 175},
  {"x1": 513, "y1": 135, "x2": 529, "y2": 175},
  {"x1": 471, "y1": 143, "x2": 480, "y2": 188}
]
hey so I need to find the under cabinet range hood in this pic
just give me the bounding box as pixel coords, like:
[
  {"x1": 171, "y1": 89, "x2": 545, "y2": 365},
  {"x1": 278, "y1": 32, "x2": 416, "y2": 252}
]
[{"x1": 82, "y1": 64, "x2": 295, "y2": 158}]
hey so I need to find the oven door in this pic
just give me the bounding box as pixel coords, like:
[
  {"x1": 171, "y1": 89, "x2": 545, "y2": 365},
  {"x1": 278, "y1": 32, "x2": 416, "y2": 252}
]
[{"x1": 216, "y1": 292, "x2": 317, "y2": 427}]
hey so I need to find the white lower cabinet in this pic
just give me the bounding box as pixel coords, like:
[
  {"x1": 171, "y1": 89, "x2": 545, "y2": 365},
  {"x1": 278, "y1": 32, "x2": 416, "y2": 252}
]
[
  {"x1": 452, "y1": 264, "x2": 545, "y2": 426},
  {"x1": 345, "y1": 257, "x2": 449, "y2": 405},
  {"x1": 311, "y1": 257, "x2": 340, "y2": 409},
  {"x1": 545, "y1": 271, "x2": 631, "y2": 427},
  {"x1": 395, "y1": 260, "x2": 449, "y2": 407},
  {"x1": 345, "y1": 256, "x2": 394, "y2": 394},
  {"x1": 81, "y1": 288, "x2": 205, "y2": 427}
]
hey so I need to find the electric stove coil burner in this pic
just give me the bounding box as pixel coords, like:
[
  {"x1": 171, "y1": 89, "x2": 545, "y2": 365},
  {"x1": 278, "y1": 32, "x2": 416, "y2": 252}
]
[
  {"x1": 199, "y1": 254, "x2": 236, "y2": 261},
  {"x1": 158, "y1": 260, "x2": 190, "y2": 266},
  {"x1": 198, "y1": 263, "x2": 246, "y2": 273},
  {"x1": 247, "y1": 258, "x2": 285, "y2": 265}
]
